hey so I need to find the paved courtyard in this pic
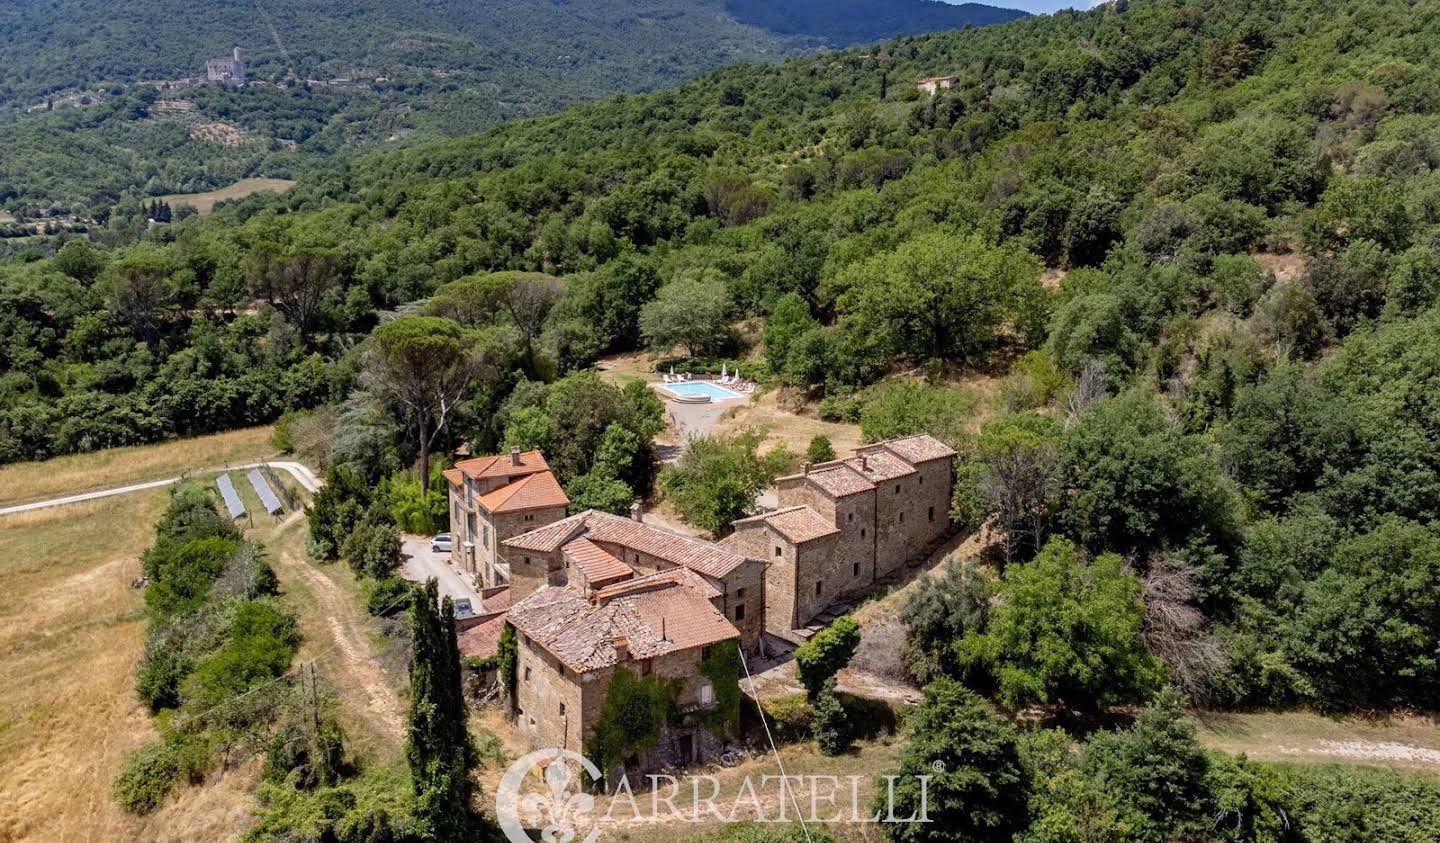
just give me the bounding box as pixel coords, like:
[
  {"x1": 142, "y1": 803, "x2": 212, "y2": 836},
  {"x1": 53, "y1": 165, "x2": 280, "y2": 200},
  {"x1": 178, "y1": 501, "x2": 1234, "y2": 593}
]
[{"x1": 400, "y1": 534, "x2": 485, "y2": 608}]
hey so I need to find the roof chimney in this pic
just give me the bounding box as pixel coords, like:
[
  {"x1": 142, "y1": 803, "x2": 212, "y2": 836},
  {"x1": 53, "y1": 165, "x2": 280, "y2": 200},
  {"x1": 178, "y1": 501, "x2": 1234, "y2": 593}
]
[
  {"x1": 510, "y1": 445, "x2": 521, "y2": 466},
  {"x1": 612, "y1": 635, "x2": 629, "y2": 662},
  {"x1": 801, "y1": 461, "x2": 811, "y2": 475},
  {"x1": 861, "y1": 454, "x2": 869, "y2": 471},
  {"x1": 630, "y1": 501, "x2": 643, "y2": 522}
]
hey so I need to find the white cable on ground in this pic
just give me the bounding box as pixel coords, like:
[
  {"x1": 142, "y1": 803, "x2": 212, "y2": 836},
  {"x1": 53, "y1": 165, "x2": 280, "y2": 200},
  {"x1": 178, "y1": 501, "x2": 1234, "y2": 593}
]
[{"x1": 738, "y1": 642, "x2": 813, "y2": 843}]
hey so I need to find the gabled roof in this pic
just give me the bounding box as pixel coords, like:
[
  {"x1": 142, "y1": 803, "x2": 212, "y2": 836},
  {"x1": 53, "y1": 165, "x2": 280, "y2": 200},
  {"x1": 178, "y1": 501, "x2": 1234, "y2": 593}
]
[
  {"x1": 805, "y1": 464, "x2": 875, "y2": 498},
  {"x1": 733, "y1": 505, "x2": 839, "y2": 545},
  {"x1": 477, "y1": 469, "x2": 569, "y2": 513},
  {"x1": 442, "y1": 468, "x2": 464, "y2": 487},
  {"x1": 868, "y1": 433, "x2": 957, "y2": 465},
  {"x1": 502, "y1": 510, "x2": 754, "y2": 579},
  {"x1": 455, "y1": 449, "x2": 550, "y2": 481},
  {"x1": 503, "y1": 512, "x2": 590, "y2": 552},
  {"x1": 507, "y1": 569, "x2": 737, "y2": 673},
  {"x1": 457, "y1": 612, "x2": 508, "y2": 660},
  {"x1": 843, "y1": 450, "x2": 917, "y2": 482},
  {"x1": 562, "y1": 536, "x2": 633, "y2": 585}
]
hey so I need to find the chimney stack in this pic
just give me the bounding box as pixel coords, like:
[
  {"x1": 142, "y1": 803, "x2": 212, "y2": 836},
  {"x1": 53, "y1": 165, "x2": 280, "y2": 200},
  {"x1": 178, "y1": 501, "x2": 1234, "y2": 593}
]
[
  {"x1": 861, "y1": 454, "x2": 869, "y2": 471},
  {"x1": 630, "y1": 502, "x2": 643, "y2": 522},
  {"x1": 510, "y1": 445, "x2": 521, "y2": 466},
  {"x1": 613, "y1": 635, "x2": 629, "y2": 662},
  {"x1": 801, "y1": 461, "x2": 811, "y2": 475}
]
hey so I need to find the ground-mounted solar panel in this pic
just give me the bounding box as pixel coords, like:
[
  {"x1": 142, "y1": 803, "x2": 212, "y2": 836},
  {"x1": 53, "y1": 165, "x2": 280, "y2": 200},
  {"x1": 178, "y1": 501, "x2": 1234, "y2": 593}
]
[
  {"x1": 248, "y1": 468, "x2": 284, "y2": 515},
  {"x1": 217, "y1": 473, "x2": 246, "y2": 519}
]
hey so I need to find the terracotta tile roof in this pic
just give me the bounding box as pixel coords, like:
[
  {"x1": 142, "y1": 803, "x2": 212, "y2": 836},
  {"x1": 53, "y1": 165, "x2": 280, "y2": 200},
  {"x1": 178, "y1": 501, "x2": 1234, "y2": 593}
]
[
  {"x1": 562, "y1": 536, "x2": 634, "y2": 585},
  {"x1": 457, "y1": 612, "x2": 508, "y2": 660},
  {"x1": 443, "y1": 468, "x2": 464, "y2": 487},
  {"x1": 481, "y1": 587, "x2": 512, "y2": 613},
  {"x1": 761, "y1": 506, "x2": 840, "y2": 544},
  {"x1": 581, "y1": 511, "x2": 753, "y2": 578},
  {"x1": 456, "y1": 449, "x2": 550, "y2": 481},
  {"x1": 503, "y1": 510, "x2": 753, "y2": 579},
  {"x1": 805, "y1": 464, "x2": 875, "y2": 497},
  {"x1": 477, "y1": 470, "x2": 569, "y2": 513},
  {"x1": 843, "y1": 450, "x2": 916, "y2": 482},
  {"x1": 507, "y1": 569, "x2": 737, "y2": 673},
  {"x1": 503, "y1": 512, "x2": 590, "y2": 552},
  {"x1": 871, "y1": 433, "x2": 957, "y2": 465}
]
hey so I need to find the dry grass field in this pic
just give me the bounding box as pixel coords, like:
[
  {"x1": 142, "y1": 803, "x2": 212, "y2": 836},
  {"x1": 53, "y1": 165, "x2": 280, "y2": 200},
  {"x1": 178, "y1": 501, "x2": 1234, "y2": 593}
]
[
  {"x1": 159, "y1": 178, "x2": 295, "y2": 216},
  {"x1": 0, "y1": 426, "x2": 276, "y2": 507},
  {"x1": 0, "y1": 438, "x2": 398, "y2": 843},
  {"x1": 0, "y1": 492, "x2": 261, "y2": 842}
]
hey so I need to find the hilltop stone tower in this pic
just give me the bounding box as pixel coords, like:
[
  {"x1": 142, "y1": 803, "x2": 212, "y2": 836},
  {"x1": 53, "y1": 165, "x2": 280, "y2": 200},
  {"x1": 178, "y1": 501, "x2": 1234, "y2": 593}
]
[{"x1": 205, "y1": 47, "x2": 246, "y2": 87}]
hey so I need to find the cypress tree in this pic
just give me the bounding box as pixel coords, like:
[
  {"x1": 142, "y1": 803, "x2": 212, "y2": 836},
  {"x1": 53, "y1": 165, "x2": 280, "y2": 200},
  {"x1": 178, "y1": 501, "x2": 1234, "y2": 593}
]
[{"x1": 407, "y1": 579, "x2": 475, "y2": 840}]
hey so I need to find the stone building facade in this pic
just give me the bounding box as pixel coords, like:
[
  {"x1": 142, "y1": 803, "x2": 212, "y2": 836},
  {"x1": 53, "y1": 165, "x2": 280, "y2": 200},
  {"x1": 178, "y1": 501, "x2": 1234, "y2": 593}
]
[
  {"x1": 206, "y1": 47, "x2": 246, "y2": 86},
  {"x1": 722, "y1": 434, "x2": 956, "y2": 642},
  {"x1": 502, "y1": 508, "x2": 766, "y2": 655},
  {"x1": 443, "y1": 448, "x2": 569, "y2": 586},
  {"x1": 506, "y1": 567, "x2": 739, "y2": 768}
]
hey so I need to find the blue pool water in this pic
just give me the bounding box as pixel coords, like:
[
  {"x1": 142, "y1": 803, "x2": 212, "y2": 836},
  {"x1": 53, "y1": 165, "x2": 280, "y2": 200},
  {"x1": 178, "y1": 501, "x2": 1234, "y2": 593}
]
[{"x1": 664, "y1": 380, "x2": 744, "y2": 401}]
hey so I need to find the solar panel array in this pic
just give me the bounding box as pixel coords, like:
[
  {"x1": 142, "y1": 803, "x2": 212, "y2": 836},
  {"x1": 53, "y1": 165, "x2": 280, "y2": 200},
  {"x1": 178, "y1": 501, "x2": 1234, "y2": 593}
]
[
  {"x1": 217, "y1": 473, "x2": 246, "y2": 519},
  {"x1": 248, "y1": 468, "x2": 284, "y2": 515}
]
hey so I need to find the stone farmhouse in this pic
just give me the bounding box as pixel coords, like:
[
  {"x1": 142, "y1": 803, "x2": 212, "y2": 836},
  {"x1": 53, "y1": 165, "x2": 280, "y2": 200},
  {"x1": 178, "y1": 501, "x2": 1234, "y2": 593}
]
[
  {"x1": 916, "y1": 74, "x2": 957, "y2": 95},
  {"x1": 506, "y1": 566, "x2": 738, "y2": 766},
  {"x1": 721, "y1": 434, "x2": 956, "y2": 643},
  {"x1": 442, "y1": 447, "x2": 569, "y2": 587},
  {"x1": 502, "y1": 508, "x2": 766, "y2": 655},
  {"x1": 443, "y1": 434, "x2": 955, "y2": 766}
]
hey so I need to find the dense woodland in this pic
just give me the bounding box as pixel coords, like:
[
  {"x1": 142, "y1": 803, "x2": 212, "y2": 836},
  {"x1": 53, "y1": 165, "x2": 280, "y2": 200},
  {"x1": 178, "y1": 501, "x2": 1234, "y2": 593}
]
[
  {"x1": 6, "y1": 0, "x2": 1440, "y2": 836},
  {"x1": 0, "y1": 0, "x2": 1023, "y2": 209}
]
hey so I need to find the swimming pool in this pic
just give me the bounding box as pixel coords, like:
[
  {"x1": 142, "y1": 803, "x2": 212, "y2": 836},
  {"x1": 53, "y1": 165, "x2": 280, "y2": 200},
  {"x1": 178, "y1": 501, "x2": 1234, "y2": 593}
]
[{"x1": 661, "y1": 380, "x2": 745, "y2": 402}]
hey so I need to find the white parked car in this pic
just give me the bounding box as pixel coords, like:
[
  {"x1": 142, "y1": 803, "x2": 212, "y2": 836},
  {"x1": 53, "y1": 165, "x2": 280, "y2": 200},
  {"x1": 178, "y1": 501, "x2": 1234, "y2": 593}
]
[{"x1": 430, "y1": 533, "x2": 452, "y2": 553}]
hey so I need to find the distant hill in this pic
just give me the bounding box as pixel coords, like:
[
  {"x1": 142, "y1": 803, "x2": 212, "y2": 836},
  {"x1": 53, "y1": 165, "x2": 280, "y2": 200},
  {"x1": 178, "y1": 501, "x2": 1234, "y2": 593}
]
[
  {"x1": 726, "y1": 0, "x2": 1027, "y2": 44},
  {"x1": 0, "y1": 0, "x2": 1024, "y2": 207},
  {"x1": 0, "y1": 0, "x2": 1024, "y2": 107}
]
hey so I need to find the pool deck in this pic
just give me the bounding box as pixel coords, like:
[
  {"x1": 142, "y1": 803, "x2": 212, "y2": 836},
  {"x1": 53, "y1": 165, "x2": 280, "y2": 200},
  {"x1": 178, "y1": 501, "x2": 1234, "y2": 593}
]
[{"x1": 652, "y1": 378, "x2": 752, "y2": 442}]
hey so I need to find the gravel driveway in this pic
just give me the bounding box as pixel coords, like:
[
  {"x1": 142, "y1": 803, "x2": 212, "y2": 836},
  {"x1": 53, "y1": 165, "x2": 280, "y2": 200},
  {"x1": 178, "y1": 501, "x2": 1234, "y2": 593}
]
[{"x1": 400, "y1": 534, "x2": 484, "y2": 608}]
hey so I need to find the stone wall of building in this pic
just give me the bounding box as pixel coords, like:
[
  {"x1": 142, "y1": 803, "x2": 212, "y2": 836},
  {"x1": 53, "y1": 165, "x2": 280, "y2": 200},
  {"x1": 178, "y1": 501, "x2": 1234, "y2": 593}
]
[
  {"x1": 872, "y1": 472, "x2": 911, "y2": 580},
  {"x1": 716, "y1": 559, "x2": 765, "y2": 655},
  {"x1": 515, "y1": 632, "x2": 589, "y2": 752}
]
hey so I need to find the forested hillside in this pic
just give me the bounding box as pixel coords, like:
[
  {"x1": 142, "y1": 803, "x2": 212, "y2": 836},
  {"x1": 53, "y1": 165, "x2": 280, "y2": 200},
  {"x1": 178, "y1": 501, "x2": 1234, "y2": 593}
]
[
  {"x1": 0, "y1": 0, "x2": 1023, "y2": 209},
  {"x1": 5, "y1": 0, "x2": 1440, "y2": 732}
]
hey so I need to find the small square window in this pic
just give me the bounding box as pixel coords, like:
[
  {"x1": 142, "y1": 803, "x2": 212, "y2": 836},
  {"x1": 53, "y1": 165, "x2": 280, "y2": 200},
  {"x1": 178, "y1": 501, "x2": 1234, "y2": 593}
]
[
  {"x1": 852, "y1": 561, "x2": 860, "y2": 577},
  {"x1": 928, "y1": 506, "x2": 935, "y2": 522},
  {"x1": 701, "y1": 645, "x2": 713, "y2": 661},
  {"x1": 774, "y1": 546, "x2": 783, "y2": 557},
  {"x1": 861, "y1": 528, "x2": 866, "y2": 538},
  {"x1": 815, "y1": 580, "x2": 822, "y2": 597},
  {"x1": 735, "y1": 604, "x2": 746, "y2": 621},
  {"x1": 899, "y1": 512, "x2": 904, "y2": 523},
  {"x1": 895, "y1": 484, "x2": 901, "y2": 494},
  {"x1": 847, "y1": 512, "x2": 853, "y2": 522},
  {"x1": 524, "y1": 666, "x2": 532, "y2": 683},
  {"x1": 736, "y1": 587, "x2": 746, "y2": 599}
]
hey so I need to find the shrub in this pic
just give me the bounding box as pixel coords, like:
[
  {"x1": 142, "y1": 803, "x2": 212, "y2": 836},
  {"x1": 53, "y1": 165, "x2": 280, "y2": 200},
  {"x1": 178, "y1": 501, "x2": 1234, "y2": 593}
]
[
  {"x1": 114, "y1": 740, "x2": 183, "y2": 814},
  {"x1": 114, "y1": 733, "x2": 211, "y2": 814},
  {"x1": 342, "y1": 519, "x2": 402, "y2": 580},
  {"x1": 364, "y1": 577, "x2": 415, "y2": 617},
  {"x1": 804, "y1": 435, "x2": 835, "y2": 464},
  {"x1": 858, "y1": 380, "x2": 977, "y2": 448},
  {"x1": 812, "y1": 677, "x2": 850, "y2": 756},
  {"x1": 758, "y1": 693, "x2": 813, "y2": 743},
  {"x1": 794, "y1": 616, "x2": 860, "y2": 700}
]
